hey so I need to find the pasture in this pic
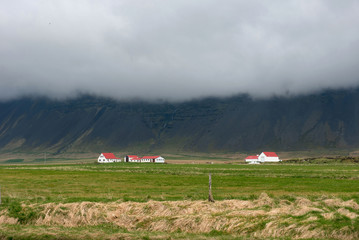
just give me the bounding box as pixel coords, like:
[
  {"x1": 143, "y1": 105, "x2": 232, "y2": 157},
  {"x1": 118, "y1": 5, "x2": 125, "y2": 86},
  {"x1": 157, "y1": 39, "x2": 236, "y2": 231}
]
[
  {"x1": 0, "y1": 162, "x2": 359, "y2": 239},
  {"x1": 1, "y1": 163, "x2": 359, "y2": 203}
]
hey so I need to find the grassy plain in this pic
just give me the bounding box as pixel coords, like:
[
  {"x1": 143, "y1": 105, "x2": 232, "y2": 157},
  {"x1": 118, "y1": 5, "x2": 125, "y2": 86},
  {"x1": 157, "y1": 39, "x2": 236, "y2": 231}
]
[
  {"x1": 1, "y1": 163, "x2": 359, "y2": 203},
  {"x1": 0, "y1": 161, "x2": 359, "y2": 239}
]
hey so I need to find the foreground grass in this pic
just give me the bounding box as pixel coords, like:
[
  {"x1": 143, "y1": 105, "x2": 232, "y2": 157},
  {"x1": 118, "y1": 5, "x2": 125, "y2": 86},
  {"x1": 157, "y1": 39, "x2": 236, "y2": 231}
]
[
  {"x1": 0, "y1": 162, "x2": 358, "y2": 239},
  {"x1": 0, "y1": 224, "x2": 251, "y2": 240},
  {"x1": 0, "y1": 224, "x2": 275, "y2": 240},
  {"x1": 0, "y1": 194, "x2": 358, "y2": 239}
]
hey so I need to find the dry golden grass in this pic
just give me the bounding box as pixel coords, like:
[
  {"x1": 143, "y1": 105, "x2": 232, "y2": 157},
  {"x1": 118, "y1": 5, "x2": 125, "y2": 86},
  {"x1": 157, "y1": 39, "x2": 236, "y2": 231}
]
[
  {"x1": 0, "y1": 210, "x2": 17, "y2": 224},
  {"x1": 1, "y1": 193, "x2": 358, "y2": 239}
]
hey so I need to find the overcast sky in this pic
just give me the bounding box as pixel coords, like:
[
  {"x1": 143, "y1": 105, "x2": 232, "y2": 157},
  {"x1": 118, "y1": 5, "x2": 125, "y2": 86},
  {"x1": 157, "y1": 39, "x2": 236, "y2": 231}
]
[{"x1": 1, "y1": 0, "x2": 359, "y2": 101}]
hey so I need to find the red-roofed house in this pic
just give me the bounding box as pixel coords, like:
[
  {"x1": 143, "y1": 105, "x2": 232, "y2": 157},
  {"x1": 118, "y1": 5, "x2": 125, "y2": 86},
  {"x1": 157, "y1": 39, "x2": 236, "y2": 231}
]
[
  {"x1": 258, "y1": 152, "x2": 280, "y2": 162},
  {"x1": 98, "y1": 153, "x2": 121, "y2": 163},
  {"x1": 245, "y1": 155, "x2": 260, "y2": 164},
  {"x1": 141, "y1": 156, "x2": 165, "y2": 163}
]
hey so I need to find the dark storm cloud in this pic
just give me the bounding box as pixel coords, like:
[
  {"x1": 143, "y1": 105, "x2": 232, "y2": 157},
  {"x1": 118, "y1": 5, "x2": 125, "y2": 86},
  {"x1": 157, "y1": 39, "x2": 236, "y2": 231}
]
[{"x1": 0, "y1": 0, "x2": 359, "y2": 101}]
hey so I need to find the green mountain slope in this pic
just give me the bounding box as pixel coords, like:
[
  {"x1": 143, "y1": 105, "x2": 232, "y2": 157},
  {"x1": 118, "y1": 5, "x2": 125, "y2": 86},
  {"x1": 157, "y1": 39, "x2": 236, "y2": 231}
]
[{"x1": 1, "y1": 89, "x2": 359, "y2": 153}]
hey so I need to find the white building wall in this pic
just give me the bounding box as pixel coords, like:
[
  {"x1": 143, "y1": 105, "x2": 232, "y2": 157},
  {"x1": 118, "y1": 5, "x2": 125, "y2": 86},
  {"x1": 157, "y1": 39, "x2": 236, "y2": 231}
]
[
  {"x1": 258, "y1": 153, "x2": 266, "y2": 162},
  {"x1": 246, "y1": 159, "x2": 259, "y2": 164},
  {"x1": 155, "y1": 157, "x2": 165, "y2": 163},
  {"x1": 265, "y1": 156, "x2": 280, "y2": 162},
  {"x1": 98, "y1": 154, "x2": 107, "y2": 163},
  {"x1": 248, "y1": 160, "x2": 260, "y2": 164}
]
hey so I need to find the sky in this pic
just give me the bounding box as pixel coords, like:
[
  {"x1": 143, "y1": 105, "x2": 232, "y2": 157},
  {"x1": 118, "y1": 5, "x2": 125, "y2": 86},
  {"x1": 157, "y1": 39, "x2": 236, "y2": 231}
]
[{"x1": 1, "y1": 0, "x2": 359, "y2": 101}]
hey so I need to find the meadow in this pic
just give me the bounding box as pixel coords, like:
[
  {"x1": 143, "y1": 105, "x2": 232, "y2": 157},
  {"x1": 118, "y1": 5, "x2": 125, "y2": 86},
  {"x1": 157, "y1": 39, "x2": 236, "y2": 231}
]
[{"x1": 0, "y1": 162, "x2": 359, "y2": 239}]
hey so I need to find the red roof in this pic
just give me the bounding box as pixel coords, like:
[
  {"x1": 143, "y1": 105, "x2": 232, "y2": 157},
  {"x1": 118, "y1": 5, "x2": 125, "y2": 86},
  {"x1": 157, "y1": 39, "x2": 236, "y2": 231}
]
[
  {"x1": 127, "y1": 155, "x2": 138, "y2": 158},
  {"x1": 245, "y1": 156, "x2": 258, "y2": 160},
  {"x1": 263, "y1": 152, "x2": 278, "y2": 157},
  {"x1": 102, "y1": 153, "x2": 119, "y2": 159},
  {"x1": 131, "y1": 157, "x2": 141, "y2": 161},
  {"x1": 142, "y1": 156, "x2": 160, "y2": 159}
]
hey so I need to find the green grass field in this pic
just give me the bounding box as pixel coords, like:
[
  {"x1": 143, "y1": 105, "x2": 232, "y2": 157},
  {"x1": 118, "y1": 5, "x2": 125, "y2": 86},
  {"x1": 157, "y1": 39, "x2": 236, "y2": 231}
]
[
  {"x1": 1, "y1": 162, "x2": 359, "y2": 239},
  {"x1": 1, "y1": 162, "x2": 359, "y2": 203}
]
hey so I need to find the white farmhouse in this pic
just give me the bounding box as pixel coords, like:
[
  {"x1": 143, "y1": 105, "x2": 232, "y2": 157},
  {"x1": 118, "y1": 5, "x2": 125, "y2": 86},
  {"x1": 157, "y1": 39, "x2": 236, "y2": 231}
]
[
  {"x1": 141, "y1": 156, "x2": 165, "y2": 163},
  {"x1": 258, "y1": 152, "x2": 280, "y2": 162},
  {"x1": 98, "y1": 153, "x2": 121, "y2": 163}
]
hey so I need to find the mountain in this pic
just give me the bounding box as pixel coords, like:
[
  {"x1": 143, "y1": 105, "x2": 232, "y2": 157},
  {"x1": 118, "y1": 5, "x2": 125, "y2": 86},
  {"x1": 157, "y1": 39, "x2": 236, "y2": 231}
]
[{"x1": 1, "y1": 88, "x2": 359, "y2": 153}]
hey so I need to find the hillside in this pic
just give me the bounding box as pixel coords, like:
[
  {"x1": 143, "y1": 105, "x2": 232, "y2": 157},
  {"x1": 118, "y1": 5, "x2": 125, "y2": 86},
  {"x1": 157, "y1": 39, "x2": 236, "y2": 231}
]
[{"x1": 1, "y1": 88, "x2": 359, "y2": 153}]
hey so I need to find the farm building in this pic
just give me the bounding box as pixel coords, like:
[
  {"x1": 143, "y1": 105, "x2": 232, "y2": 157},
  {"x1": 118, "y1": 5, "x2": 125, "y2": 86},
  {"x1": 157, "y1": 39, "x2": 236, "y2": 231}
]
[
  {"x1": 245, "y1": 152, "x2": 281, "y2": 163},
  {"x1": 245, "y1": 155, "x2": 260, "y2": 164},
  {"x1": 141, "y1": 156, "x2": 165, "y2": 163},
  {"x1": 125, "y1": 155, "x2": 141, "y2": 162},
  {"x1": 258, "y1": 152, "x2": 280, "y2": 162},
  {"x1": 98, "y1": 153, "x2": 121, "y2": 163},
  {"x1": 124, "y1": 155, "x2": 165, "y2": 163}
]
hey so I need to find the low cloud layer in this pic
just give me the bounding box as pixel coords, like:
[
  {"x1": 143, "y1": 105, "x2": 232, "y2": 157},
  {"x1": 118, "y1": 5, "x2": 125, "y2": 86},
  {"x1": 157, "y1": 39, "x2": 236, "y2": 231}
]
[{"x1": 1, "y1": 0, "x2": 359, "y2": 101}]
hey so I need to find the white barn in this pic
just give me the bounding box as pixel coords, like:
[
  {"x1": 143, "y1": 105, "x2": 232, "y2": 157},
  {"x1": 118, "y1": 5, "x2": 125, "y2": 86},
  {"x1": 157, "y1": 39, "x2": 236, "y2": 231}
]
[
  {"x1": 258, "y1": 152, "x2": 280, "y2": 162},
  {"x1": 98, "y1": 153, "x2": 121, "y2": 163}
]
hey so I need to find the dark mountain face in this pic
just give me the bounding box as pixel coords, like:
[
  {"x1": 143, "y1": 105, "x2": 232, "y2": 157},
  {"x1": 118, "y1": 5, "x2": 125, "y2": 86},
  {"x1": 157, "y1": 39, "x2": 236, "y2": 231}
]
[{"x1": 1, "y1": 89, "x2": 359, "y2": 153}]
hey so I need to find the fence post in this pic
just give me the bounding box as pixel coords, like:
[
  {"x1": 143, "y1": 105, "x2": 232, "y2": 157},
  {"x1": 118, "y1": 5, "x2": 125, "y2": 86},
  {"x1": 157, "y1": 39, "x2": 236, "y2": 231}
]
[{"x1": 208, "y1": 173, "x2": 215, "y2": 202}]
